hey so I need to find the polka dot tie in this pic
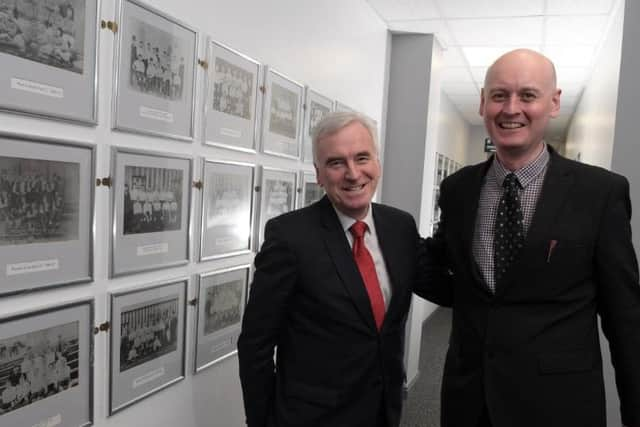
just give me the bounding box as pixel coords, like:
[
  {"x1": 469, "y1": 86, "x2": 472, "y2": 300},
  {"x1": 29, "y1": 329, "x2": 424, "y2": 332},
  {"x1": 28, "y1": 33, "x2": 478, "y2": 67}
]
[{"x1": 493, "y1": 173, "x2": 524, "y2": 288}]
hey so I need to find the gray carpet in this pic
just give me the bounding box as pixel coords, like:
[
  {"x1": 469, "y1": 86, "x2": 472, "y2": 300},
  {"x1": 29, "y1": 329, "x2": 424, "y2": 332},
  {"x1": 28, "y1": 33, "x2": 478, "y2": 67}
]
[{"x1": 400, "y1": 308, "x2": 451, "y2": 427}]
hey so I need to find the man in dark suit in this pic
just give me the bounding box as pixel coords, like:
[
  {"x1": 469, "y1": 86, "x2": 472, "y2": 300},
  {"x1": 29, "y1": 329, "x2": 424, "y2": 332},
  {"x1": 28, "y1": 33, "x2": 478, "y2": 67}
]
[
  {"x1": 238, "y1": 112, "x2": 420, "y2": 427},
  {"x1": 423, "y1": 48, "x2": 640, "y2": 427}
]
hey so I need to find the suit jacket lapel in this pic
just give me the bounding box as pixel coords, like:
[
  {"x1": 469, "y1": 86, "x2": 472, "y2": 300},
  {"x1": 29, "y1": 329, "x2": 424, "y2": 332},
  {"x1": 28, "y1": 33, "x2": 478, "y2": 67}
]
[{"x1": 319, "y1": 197, "x2": 378, "y2": 332}]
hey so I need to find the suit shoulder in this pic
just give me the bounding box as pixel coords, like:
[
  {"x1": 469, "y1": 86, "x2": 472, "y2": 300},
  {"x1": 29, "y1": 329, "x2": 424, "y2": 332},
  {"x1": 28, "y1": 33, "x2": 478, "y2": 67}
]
[
  {"x1": 555, "y1": 155, "x2": 628, "y2": 188},
  {"x1": 372, "y1": 203, "x2": 415, "y2": 223}
]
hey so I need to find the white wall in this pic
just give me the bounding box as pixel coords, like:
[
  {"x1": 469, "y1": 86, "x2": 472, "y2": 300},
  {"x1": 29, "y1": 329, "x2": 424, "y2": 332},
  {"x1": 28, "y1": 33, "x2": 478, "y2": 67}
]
[
  {"x1": 436, "y1": 92, "x2": 470, "y2": 165},
  {"x1": 467, "y1": 125, "x2": 491, "y2": 165},
  {"x1": 0, "y1": 1, "x2": 388, "y2": 427},
  {"x1": 564, "y1": 0, "x2": 625, "y2": 168}
]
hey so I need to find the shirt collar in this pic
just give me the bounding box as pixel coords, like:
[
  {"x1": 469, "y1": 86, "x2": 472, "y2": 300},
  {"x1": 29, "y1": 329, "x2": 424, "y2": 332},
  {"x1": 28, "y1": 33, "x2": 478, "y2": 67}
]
[
  {"x1": 491, "y1": 143, "x2": 550, "y2": 189},
  {"x1": 333, "y1": 205, "x2": 374, "y2": 234}
]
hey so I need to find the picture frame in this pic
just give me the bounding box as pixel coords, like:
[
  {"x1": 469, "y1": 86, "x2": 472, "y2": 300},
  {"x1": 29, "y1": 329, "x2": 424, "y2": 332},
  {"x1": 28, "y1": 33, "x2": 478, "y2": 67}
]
[
  {"x1": 203, "y1": 39, "x2": 262, "y2": 153},
  {"x1": 0, "y1": 0, "x2": 99, "y2": 125},
  {"x1": 108, "y1": 278, "x2": 187, "y2": 414},
  {"x1": 110, "y1": 147, "x2": 192, "y2": 277},
  {"x1": 194, "y1": 265, "x2": 249, "y2": 373},
  {"x1": 260, "y1": 67, "x2": 303, "y2": 159},
  {"x1": 0, "y1": 299, "x2": 94, "y2": 427},
  {"x1": 199, "y1": 159, "x2": 255, "y2": 261},
  {"x1": 0, "y1": 132, "x2": 95, "y2": 296},
  {"x1": 334, "y1": 101, "x2": 355, "y2": 113},
  {"x1": 299, "y1": 171, "x2": 324, "y2": 208},
  {"x1": 302, "y1": 88, "x2": 333, "y2": 163},
  {"x1": 112, "y1": 0, "x2": 198, "y2": 141},
  {"x1": 257, "y1": 167, "x2": 296, "y2": 247}
]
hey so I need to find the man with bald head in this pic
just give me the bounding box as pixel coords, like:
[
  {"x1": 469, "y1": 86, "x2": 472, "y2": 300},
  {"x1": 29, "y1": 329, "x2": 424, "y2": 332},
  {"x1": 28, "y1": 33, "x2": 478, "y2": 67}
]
[{"x1": 422, "y1": 49, "x2": 640, "y2": 426}]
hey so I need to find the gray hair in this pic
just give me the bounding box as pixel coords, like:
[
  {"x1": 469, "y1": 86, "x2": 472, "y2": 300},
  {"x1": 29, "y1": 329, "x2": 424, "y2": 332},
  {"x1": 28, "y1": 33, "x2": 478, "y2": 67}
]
[{"x1": 311, "y1": 111, "x2": 379, "y2": 164}]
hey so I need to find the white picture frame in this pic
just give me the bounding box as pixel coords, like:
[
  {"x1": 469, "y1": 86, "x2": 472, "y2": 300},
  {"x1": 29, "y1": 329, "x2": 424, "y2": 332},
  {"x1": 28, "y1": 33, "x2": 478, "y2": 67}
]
[
  {"x1": 0, "y1": 0, "x2": 100, "y2": 124},
  {"x1": 298, "y1": 171, "x2": 323, "y2": 208},
  {"x1": 260, "y1": 67, "x2": 303, "y2": 159},
  {"x1": 302, "y1": 88, "x2": 333, "y2": 163},
  {"x1": 0, "y1": 132, "x2": 95, "y2": 296},
  {"x1": 194, "y1": 265, "x2": 249, "y2": 373},
  {"x1": 257, "y1": 167, "x2": 296, "y2": 247},
  {"x1": 203, "y1": 39, "x2": 262, "y2": 152},
  {"x1": 108, "y1": 278, "x2": 187, "y2": 414},
  {"x1": 112, "y1": 0, "x2": 198, "y2": 141},
  {"x1": 110, "y1": 147, "x2": 192, "y2": 277}
]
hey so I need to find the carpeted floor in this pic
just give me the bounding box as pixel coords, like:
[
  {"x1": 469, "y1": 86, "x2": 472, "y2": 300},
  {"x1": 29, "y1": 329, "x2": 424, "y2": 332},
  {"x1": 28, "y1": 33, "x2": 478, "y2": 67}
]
[{"x1": 400, "y1": 308, "x2": 452, "y2": 427}]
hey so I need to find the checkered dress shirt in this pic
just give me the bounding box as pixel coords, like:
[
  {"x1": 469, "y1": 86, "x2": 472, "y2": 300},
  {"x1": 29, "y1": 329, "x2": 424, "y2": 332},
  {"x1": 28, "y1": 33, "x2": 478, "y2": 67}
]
[{"x1": 472, "y1": 145, "x2": 550, "y2": 292}]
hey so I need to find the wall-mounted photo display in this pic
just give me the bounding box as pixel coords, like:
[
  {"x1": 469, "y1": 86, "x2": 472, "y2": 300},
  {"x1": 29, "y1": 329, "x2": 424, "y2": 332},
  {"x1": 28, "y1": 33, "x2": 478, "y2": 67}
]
[
  {"x1": 200, "y1": 159, "x2": 255, "y2": 260},
  {"x1": 302, "y1": 88, "x2": 333, "y2": 163},
  {"x1": 108, "y1": 278, "x2": 187, "y2": 414},
  {"x1": 0, "y1": 299, "x2": 93, "y2": 426},
  {"x1": 194, "y1": 265, "x2": 249, "y2": 373},
  {"x1": 436, "y1": 153, "x2": 444, "y2": 185},
  {"x1": 112, "y1": 0, "x2": 198, "y2": 141},
  {"x1": 260, "y1": 67, "x2": 303, "y2": 159},
  {"x1": 299, "y1": 171, "x2": 323, "y2": 209},
  {"x1": 203, "y1": 39, "x2": 261, "y2": 152},
  {"x1": 0, "y1": 0, "x2": 99, "y2": 124},
  {"x1": 0, "y1": 133, "x2": 94, "y2": 296},
  {"x1": 110, "y1": 147, "x2": 192, "y2": 277},
  {"x1": 257, "y1": 167, "x2": 296, "y2": 247},
  {"x1": 334, "y1": 101, "x2": 355, "y2": 113}
]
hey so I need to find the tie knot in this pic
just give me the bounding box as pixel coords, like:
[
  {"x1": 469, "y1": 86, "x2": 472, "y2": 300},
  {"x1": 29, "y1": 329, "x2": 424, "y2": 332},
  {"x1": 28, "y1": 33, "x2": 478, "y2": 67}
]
[
  {"x1": 350, "y1": 221, "x2": 368, "y2": 239},
  {"x1": 503, "y1": 173, "x2": 520, "y2": 190}
]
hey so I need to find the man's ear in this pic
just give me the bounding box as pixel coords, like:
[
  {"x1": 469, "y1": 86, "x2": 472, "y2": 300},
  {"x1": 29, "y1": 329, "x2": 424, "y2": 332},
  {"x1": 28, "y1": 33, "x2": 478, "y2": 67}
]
[{"x1": 549, "y1": 88, "x2": 562, "y2": 118}]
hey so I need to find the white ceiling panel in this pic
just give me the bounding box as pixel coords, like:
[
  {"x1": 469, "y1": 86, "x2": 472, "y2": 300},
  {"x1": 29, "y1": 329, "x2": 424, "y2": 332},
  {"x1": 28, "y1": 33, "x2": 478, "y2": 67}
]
[
  {"x1": 544, "y1": 45, "x2": 597, "y2": 67},
  {"x1": 440, "y1": 67, "x2": 474, "y2": 83},
  {"x1": 545, "y1": 0, "x2": 615, "y2": 16},
  {"x1": 545, "y1": 16, "x2": 608, "y2": 45},
  {"x1": 388, "y1": 19, "x2": 454, "y2": 46},
  {"x1": 437, "y1": 0, "x2": 545, "y2": 18},
  {"x1": 448, "y1": 17, "x2": 544, "y2": 46},
  {"x1": 367, "y1": 0, "x2": 441, "y2": 21},
  {"x1": 441, "y1": 47, "x2": 468, "y2": 66},
  {"x1": 462, "y1": 46, "x2": 541, "y2": 67}
]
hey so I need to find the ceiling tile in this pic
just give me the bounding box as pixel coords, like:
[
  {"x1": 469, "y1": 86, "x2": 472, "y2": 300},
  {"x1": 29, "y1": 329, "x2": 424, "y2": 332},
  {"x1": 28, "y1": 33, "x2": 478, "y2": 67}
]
[
  {"x1": 545, "y1": 0, "x2": 614, "y2": 15},
  {"x1": 448, "y1": 17, "x2": 544, "y2": 46},
  {"x1": 441, "y1": 67, "x2": 474, "y2": 84},
  {"x1": 545, "y1": 16, "x2": 608, "y2": 45},
  {"x1": 544, "y1": 45, "x2": 597, "y2": 67},
  {"x1": 441, "y1": 46, "x2": 468, "y2": 66},
  {"x1": 437, "y1": 0, "x2": 545, "y2": 18},
  {"x1": 388, "y1": 19, "x2": 454, "y2": 46},
  {"x1": 462, "y1": 46, "x2": 541, "y2": 67},
  {"x1": 366, "y1": 0, "x2": 441, "y2": 21}
]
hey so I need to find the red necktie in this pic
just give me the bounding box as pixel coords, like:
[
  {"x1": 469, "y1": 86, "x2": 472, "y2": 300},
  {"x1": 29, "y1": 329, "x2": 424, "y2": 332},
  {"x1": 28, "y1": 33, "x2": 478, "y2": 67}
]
[{"x1": 350, "y1": 221, "x2": 385, "y2": 330}]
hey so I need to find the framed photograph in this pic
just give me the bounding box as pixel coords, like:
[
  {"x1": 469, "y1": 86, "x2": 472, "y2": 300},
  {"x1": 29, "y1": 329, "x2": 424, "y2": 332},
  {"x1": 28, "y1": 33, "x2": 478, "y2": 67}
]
[
  {"x1": 334, "y1": 101, "x2": 355, "y2": 113},
  {"x1": 200, "y1": 160, "x2": 254, "y2": 260},
  {"x1": 110, "y1": 147, "x2": 192, "y2": 277},
  {"x1": 257, "y1": 167, "x2": 296, "y2": 246},
  {"x1": 0, "y1": 0, "x2": 99, "y2": 124},
  {"x1": 112, "y1": 0, "x2": 198, "y2": 141},
  {"x1": 260, "y1": 67, "x2": 303, "y2": 159},
  {"x1": 302, "y1": 88, "x2": 333, "y2": 163},
  {"x1": 109, "y1": 278, "x2": 187, "y2": 414},
  {"x1": 203, "y1": 39, "x2": 261, "y2": 152},
  {"x1": 0, "y1": 299, "x2": 93, "y2": 426},
  {"x1": 299, "y1": 171, "x2": 323, "y2": 208},
  {"x1": 0, "y1": 133, "x2": 94, "y2": 296},
  {"x1": 194, "y1": 265, "x2": 248, "y2": 372}
]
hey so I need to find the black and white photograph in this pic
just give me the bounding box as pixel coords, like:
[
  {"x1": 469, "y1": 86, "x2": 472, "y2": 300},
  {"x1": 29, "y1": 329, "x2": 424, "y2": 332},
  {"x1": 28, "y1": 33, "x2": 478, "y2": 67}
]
[
  {"x1": 0, "y1": 300, "x2": 93, "y2": 427},
  {"x1": 0, "y1": 0, "x2": 98, "y2": 123},
  {"x1": 334, "y1": 100, "x2": 355, "y2": 113},
  {"x1": 261, "y1": 68, "x2": 302, "y2": 158},
  {"x1": 194, "y1": 266, "x2": 248, "y2": 373},
  {"x1": 302, "y1": 89, "x2": 333, "y2": 162},
  {"x1": 111, "y1": 148, "x2": 191, "y2": 277},
  {"x1": 123, "y1": 165, "x2": 183, "y2": 235},
  {"x1": 0, "y1": 321, "x2": 78, "y2": 415},
  {"x1": 127, "y1": 18, "x2": 187, "y2": 101},
  {"x1": 0, "y1": 156, "x2": 79, "y2": 246},
  {"x1": 0, "y1": 0, "x2": 86, "y2": 73},
  {"x1": 110, "y1": 279, "x2": 186, "y2": 414},
  {"x1": 203, "y1": 40, "x2": 261, "y2": 152},
  {"x1": 300, "y1": 172, "x2": 324, "y2": 208},
  {"x1": 119, "y1": 296, "x2": 179, "y2": 372},
  {"x1": 258, "y1": 168, "x2": 296, "y2": 246},
  {"x1": 0, "y1": 134, "x2": 93, "y2": 296},
  {"x1": 200, "y1": 160, "x2": 254, "y2": 260},
  {"x1": 113, "y1": 0, "x2": 197, "y2": 141}
]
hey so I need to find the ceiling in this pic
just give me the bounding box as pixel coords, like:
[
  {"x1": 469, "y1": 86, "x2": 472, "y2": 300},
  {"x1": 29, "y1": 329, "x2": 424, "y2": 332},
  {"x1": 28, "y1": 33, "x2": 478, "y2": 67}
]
[{"x1": 366, "y1": 0, "x2": 621, "y2": 143}]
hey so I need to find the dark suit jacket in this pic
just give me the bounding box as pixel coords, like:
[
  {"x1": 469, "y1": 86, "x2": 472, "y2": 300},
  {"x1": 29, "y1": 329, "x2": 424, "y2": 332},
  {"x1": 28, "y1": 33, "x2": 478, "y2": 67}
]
[
  {"x1": 238, "y1": 196, "x2": 420, "y2": 427},
  {"x1": 421, "y1": 146, "x2": 640, "y2": 427}
]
